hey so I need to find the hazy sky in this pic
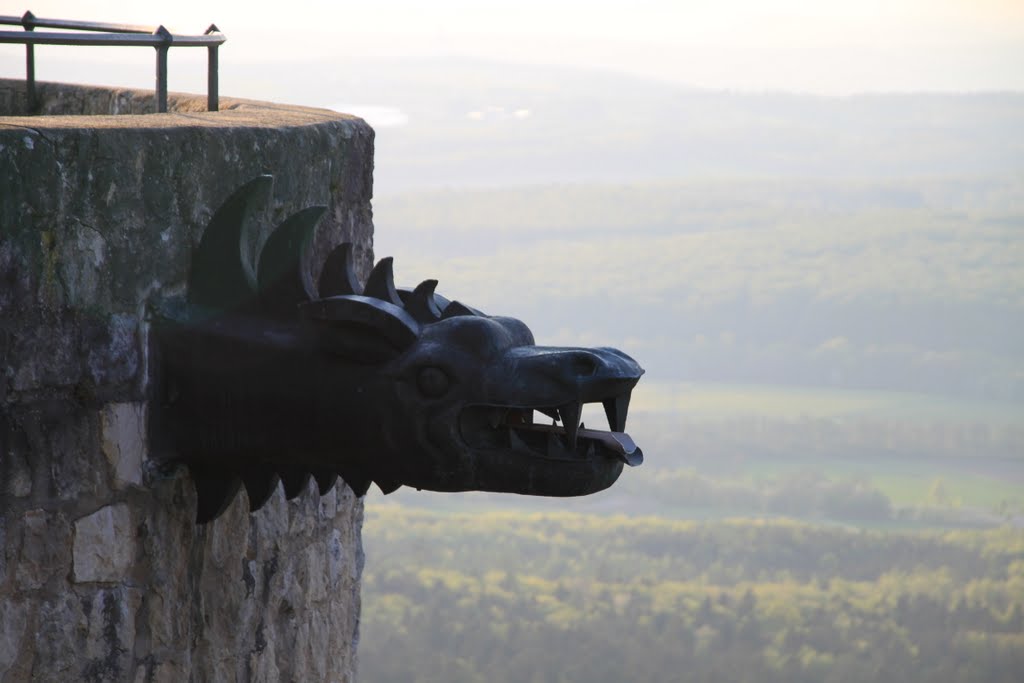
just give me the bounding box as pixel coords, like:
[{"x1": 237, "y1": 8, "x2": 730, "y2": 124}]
[{"x1": 2, "y1": 0, "x2": 1022, "y2": 93}]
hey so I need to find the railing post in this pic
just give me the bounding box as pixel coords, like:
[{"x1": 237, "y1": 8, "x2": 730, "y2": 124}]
[
  {"x1": 205, "y1": 24, "x2": 220, "y2": 112},
  {"x1": 0, "y1": 15, "x2": 225, "y2": 115},
  {"x1": 21, "y1": 11, "x2": 36, "y2": 112},
  {"x1": 154, "y1": 25, "x2": 171, "y2": 113}
]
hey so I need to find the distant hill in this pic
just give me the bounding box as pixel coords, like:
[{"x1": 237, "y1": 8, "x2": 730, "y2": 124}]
[{"x1": 284, "y1": 57, "x2": 1024, "y2": 193}]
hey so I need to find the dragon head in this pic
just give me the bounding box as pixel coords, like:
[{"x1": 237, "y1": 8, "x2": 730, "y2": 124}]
[{"x1": 151, "y1": 175, "x2": 645, "y2": 522}]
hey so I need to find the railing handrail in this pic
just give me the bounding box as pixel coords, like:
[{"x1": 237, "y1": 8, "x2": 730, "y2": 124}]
[
  {"x1": 1, "y1": 11, "x2": 225, "y2": 114},
  {"x1": 0, "y1": 30, "x2": 225, "y2": 48},
  {"x1": 0, "y1": 12, "x2": 161, "y2": 34}
]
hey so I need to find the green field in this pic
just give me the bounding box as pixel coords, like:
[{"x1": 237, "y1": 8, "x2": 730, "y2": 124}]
[{"x1": 734, "y1": 457, "x2": 1023, "y2": 508}]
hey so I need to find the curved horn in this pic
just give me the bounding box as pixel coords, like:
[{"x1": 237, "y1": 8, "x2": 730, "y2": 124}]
[
  {"x1": 363, "y1": 257, "x2": 404, "y2": 306},
  {"x1": 189, "y1": 175, "x2": 272, "y2": 310},
  {"x1": 318, "y1": 242, "x2": 362, "y2": 298},
  {"x1": 402, "y1": 279, "x2": 443, "y2": 323},
  {"x1": 256, "y1": 206, "x2": 324, "y2": 316}
]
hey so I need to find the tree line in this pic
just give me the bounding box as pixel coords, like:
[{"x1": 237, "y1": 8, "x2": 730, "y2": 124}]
[{"x1": 358, "y1": 509, "x2": 1024, "y2": 682}]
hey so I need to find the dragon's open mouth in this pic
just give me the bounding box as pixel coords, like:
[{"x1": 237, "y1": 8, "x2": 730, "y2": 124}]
[{"x1": 459, "y1": 392, "x2": 643, "y2": 466}]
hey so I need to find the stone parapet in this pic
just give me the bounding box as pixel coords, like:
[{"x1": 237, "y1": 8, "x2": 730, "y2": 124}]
[{"x1": 0, "y1": 80, "x2": 373, "y2": 682}]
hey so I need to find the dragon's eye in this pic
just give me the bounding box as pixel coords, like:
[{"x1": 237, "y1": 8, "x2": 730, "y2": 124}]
[{"x1": 417, "y1": 366, "x2": 450, "y2": 397}]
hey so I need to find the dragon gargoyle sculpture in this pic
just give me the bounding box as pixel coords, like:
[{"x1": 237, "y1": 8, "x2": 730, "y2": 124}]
[{"x1": 150, "y1": 175, "x2": 645, "y2": 522}]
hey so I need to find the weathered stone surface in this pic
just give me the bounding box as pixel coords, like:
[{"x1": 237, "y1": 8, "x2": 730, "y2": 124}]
[
  {"x1": 15, "y1": 508, "x2": 71, "y2": 591},
  {"x1": 73, "y1": 504, "x2": 135, "y2": 583},
  {"x1": 100, "y1": 402, "x2": 146, "y2": 488},
  {"x1": 0, "y1": 599, "x2": 27, "y2": 674},
  {"x1": 1, "y1": 80, "x2": 372, "y2": 682},
  {"x1": 80, "y1": 587, "x2": 140, "y2": 682},
  {"x1": 31, "y1": 591, "x2": 89, "y2": 682},
  {"x1": 1, "y1": 434, "x2": 32, "y2": 498}
]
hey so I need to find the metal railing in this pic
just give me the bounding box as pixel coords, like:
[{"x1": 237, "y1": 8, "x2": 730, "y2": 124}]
[{"x1": 0, "y1": 11, "x2": 225, "y2": 113}]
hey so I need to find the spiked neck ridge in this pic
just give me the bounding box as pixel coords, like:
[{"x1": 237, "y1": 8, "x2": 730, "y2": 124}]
[{"x1": 152, "y1": 174, "x2": 646, "y2": 523}]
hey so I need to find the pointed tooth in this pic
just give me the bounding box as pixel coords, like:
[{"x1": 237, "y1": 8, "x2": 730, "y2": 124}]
[
  {"x1": 278, "y1": 467, "x2": 312, "y2": 500},
  {"x1": 192, "y1": 467, "x2": 242, "y2": 524},
  {"x1": 311, "y1": 468, "x2": 338, "y2": 496},
  {"x1": 603, "y1": 391, "x2": 632, "y2": 432},
  {"x1": 241, "y1": 466, "x2": 280, "y2": 512},
  {"x1": 337, "y1": 467, "x2": 372, "y2": 497},
  {"x1": 557, "y1": 402, "x2": 582, "y2": 451},
  {"x1": 374, "y1": 477, "x2": 402, "y2": 494}
]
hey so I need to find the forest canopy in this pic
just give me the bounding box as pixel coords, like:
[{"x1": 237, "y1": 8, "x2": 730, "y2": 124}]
[{"x1": 359, "y1": 509, "x2": 1024, "y2": 683}]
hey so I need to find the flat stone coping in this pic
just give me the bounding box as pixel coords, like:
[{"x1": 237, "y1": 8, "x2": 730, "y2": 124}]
[
  {"x1": 0, "y1": 101, "x2": 361, "y2": 131},
  {"x1": 0, "y1": 80, "x2": 365, "y2": 132}
]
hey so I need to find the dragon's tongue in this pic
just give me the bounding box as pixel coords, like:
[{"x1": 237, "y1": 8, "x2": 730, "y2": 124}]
[
  {"x1": 578, "y1": 427, "x2": 643, "y2": 466},
  {"x1": 512, "y1": 422, "x2": 643, "y2": 466}
]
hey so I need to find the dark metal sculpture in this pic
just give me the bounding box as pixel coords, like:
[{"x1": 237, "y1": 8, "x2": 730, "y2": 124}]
[{"x1": 150, "y1": 175, "x2": 645, "y2": 522}]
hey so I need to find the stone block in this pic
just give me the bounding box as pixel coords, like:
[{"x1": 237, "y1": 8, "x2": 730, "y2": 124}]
[
  {"x1": 15, "y1": 508, "x2": 71, "y2": 590},
  {"x1": 0, "y1": 599, "x2": 28, "y2": 675},
  {"x1": 32, "y1": 591, "x2": 88, "y2": 681},
  {"x1": 84, "y1": 314, "x2": 140, "y2": 388},
  {"x1": 81, "y1": 587, "x2": 139, "y2": 682},
  {"x1": 73, "y1": 504, "x2": 135, "y2": 583},
  {"x1": 100, "y1": 402, "x2": 146, "y2": 488}
]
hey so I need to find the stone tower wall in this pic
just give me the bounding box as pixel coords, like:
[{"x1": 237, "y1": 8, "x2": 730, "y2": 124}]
[{"x1": 0, "y1": 80, "x2": 374, "y2": 682}]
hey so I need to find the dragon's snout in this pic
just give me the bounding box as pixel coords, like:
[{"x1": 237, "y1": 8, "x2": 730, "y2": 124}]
[{"x1": 461, "y1": 343, "x2": 644, "y2": 483}]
